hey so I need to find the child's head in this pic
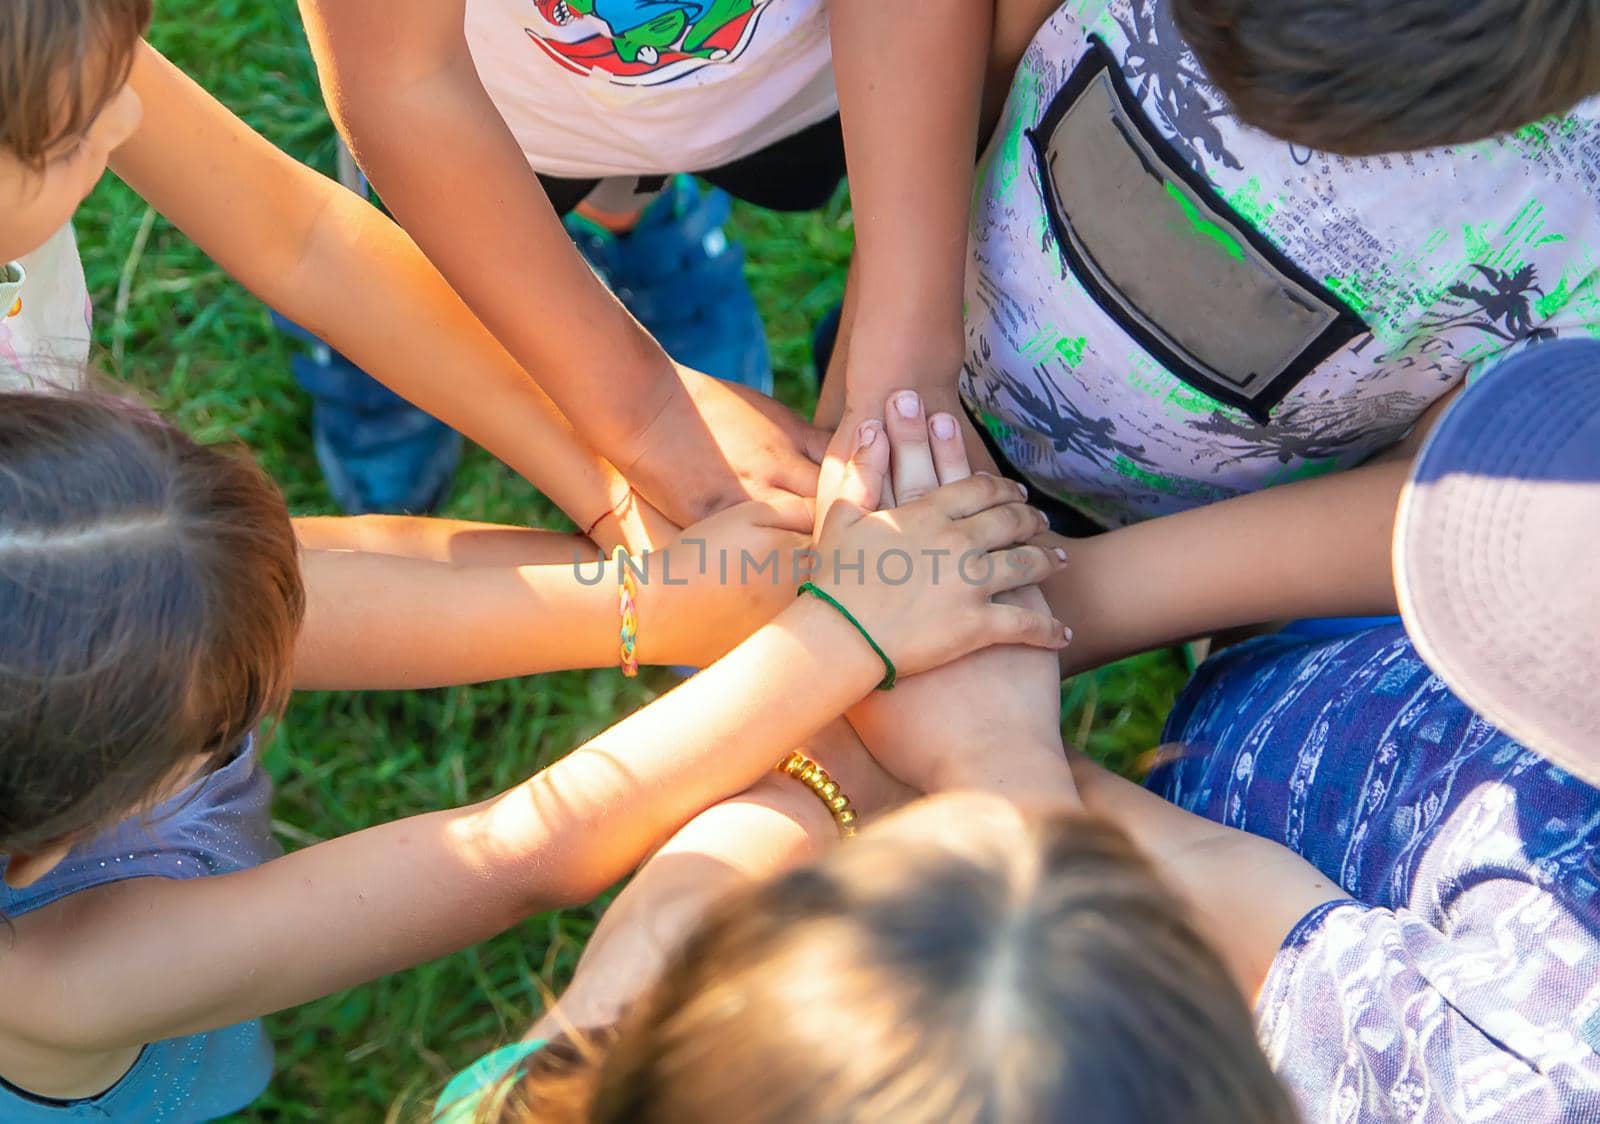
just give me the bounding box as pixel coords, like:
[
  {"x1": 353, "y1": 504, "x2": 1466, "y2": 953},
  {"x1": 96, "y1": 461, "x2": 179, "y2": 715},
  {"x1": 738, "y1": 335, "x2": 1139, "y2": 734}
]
[
  {"x1": 0, "y1": 0, "x2": 150, "y2": 262},
  {"x1": 1172, "y1": 0, "x2": 1600, "y2": 154},
  {"x1": 0, "y1": 393, "x2": 302, "y2": 882},
  {"x1": 498, "y1": 794, "x2": 1296, "y2": 1123}
]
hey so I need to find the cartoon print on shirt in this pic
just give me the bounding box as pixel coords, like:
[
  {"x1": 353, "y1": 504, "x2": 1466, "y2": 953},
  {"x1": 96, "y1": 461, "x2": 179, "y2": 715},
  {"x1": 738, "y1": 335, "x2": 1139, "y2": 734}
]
[
  {"x1": 0, "y1": 263, "x2": 25, "y2": 374},
  {"x1": 527, "y1": 0, "x2": 769, "y2": 83}
]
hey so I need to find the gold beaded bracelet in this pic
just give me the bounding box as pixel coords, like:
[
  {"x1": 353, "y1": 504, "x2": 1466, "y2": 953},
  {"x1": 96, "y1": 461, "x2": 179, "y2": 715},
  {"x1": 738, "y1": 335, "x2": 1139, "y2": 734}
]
[{"x1": 778, "y1": 751, "x2": 858, "y2": 839}]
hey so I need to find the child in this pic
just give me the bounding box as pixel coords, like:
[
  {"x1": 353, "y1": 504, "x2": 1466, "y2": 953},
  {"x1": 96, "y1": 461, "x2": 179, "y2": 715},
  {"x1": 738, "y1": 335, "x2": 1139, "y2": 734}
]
[
  {"x1": 1068, "y1": 341, "x2": 1600, "y2": 1121},
  {"x1": 295, "y1": 0, "x2": 1000, "y2": 527},
  {"x1": 449, "y1": 796, "x2": 1299, "y2": 1124},
  {"x1": 0, "y1": 390, "x2": 1067, "y2": 1120},
  {"x1": 963, "y1": 0, "x2": 1600, "y2": 531},
  {"x1": 429, "y1": 412, "x2": 1298, "y2": 1124},
  {"x1": 0, "y1": 0, "x2": 667, "y2": 547},
  {"x1": 828, "y1": 340, "x2": 1600, "y2": 1121}
]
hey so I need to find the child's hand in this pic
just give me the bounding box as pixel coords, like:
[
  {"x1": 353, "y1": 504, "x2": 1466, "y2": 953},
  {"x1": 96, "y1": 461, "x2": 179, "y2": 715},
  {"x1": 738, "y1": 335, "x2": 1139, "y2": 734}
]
[
  {"x1": 588, "y1": 489, "x2": 681, "y2": 555},
  {"x1": 846, "y1": 390, "x2": 1076, "y2": 805},
  {"x1": 621, "y1": 366, "x2": 830, "y2": 528},
  {"x1": 810, "y1": 420, "x2": 1070, "y2": 678},
  {"x1": 640, "y1": 497, "x2": 814, "y2": 668}
]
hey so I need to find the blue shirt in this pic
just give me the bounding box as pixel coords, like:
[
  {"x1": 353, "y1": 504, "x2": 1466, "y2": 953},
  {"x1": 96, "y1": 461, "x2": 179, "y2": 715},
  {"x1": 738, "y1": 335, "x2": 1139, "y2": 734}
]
[
  {"x1": 1152, "y1": 625, "x2": 1600, "y2": 1122},
  {"x1": 436, "y1": 1039, "x2": 549, "y2": 1122},
  {"x1": 0, "y1": 744, "x2": 280, "y2": 1122}
]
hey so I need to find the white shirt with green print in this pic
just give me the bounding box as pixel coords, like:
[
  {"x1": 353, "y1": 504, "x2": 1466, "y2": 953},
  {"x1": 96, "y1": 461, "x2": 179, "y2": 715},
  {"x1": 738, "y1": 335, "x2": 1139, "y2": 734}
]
[{"x1": 962, "y1": 0, "x2": 1600, "y2": 527}]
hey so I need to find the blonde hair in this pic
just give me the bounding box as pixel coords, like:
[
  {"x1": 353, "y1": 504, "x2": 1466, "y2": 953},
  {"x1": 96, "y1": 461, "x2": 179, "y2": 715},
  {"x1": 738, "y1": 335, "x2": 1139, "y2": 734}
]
[{"x1": 485, "y1": 812, "x2": 1297, "y2": 1123}]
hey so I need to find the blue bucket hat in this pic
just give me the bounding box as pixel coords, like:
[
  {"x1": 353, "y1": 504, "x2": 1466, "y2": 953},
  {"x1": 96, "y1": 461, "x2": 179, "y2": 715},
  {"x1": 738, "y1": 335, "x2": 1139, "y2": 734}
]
[{"x1": 1395, "y1": 340, "x2": 1600, "y2": 783}]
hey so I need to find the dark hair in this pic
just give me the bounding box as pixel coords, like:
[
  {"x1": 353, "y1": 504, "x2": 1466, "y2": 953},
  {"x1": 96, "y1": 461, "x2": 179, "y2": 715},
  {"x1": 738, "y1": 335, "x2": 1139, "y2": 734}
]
[
  {"x1": 494, "y1": 812, "x2": 1298, "y2": 1123},
  {"x1": 0, "y1": 393, "x2": 303, "y2": 853},
  {"x1": 1173, "y1": 0, "x2": 1600, "y2": 154},
  {"x1": 0, "y1": 0, "x2": 152, "y2": 168}
]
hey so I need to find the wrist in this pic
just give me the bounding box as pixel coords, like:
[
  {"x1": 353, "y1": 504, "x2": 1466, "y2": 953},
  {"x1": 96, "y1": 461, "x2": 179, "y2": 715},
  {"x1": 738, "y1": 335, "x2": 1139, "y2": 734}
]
[
  {"x1": 930, "y1": 741, "x2": 1080, "y2": 810},
  {"x1": 751, "y1": 771, "x2": 846, "y2": 851},
  {"x1": 588, "y1": 358, "x2": 684, "y2": 466},
  {"x1": 779, "y1": 595, "x2": 885, "y2": 696},
  {"x1": 631, "y1": 548, "x2": 683, "y2": 667},
  {"x1": 843, "y1": 323, "x2": 965, "y2": 394}
]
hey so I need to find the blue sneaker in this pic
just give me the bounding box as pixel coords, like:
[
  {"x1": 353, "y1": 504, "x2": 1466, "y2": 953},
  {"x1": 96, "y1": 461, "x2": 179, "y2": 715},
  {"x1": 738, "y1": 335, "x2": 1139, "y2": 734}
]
[
  {"x1": 274, "y1": 314, "x2": 462, "y2": 515},
  {"x1": 567, "y1": 176, "x2": 773, "y2": 395}
]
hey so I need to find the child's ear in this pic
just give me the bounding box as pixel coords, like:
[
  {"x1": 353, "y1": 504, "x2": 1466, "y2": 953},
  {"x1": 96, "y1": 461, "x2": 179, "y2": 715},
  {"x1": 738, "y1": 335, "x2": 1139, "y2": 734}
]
[{"x1": 3, "y1": 840, "x2": 77, "y2": 889}]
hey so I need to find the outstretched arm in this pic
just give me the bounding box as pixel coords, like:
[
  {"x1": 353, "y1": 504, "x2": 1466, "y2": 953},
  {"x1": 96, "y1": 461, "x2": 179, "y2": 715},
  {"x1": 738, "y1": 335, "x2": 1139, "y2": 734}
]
[
  {"x1": 294, "y1": 0, "x2": 827, "y2": 527},
  {"x1": 1068, "y1": 751, "x2": 1346, "y2": 998},
  {"x1": 816, "y1": 1, "x2": 1001, "y2": 516},
  {"x1": 290, "y1": 499, "x2": 814, "y2": 689},
  {"x1": 0, "y1": 595, "x2": 888, "y2": 1060},
  {"x1": 1044, "y1": 457, "x2": 1410, "y2": 675},
  {"x1": 529, "y1": 722, "x2": 909, "y2": 1040},
  {"x1": 1045, "y1": 390, "x2": 1460, "y2": 676},
  {"x1": 0, "y1": 452, "x2": 1066, "y2": 1060},
  {"x1": 110, "y1": 43, "x2": 666, "y2": 547}
]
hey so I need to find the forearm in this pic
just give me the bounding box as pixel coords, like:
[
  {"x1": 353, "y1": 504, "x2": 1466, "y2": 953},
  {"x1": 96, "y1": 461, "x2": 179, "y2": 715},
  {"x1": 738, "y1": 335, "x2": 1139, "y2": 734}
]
[
  {"x1": 283, "y1": 185, "x2": 634, "y2": 527},
  {"x1": 829, "y1": 0, "x2": 991, "y2": 396},
  {"x1": 1047, "y1": 459, "x2": 1409, "y2": 675},
  {"x1": 21, "y1": 603, "x2": 879, "y2": 1050},
  {"x1": 295, "y1": 543, "x2": 624, "y2": 689},
  {"x1": 300, "y1": 7, "x2": 678, "y2": 450},
  {"x1": 1067, "y1": 752, "x2": 1346, "y2": 999},
  {"x1": 487, "y1": 598, "x2": 881, "y2": 902},
  {"x1": 293, "y1": 533, "x2": 751, "y2": 688},
  {"x1": 112, "y1": 44, "x2": 631, "y2": 529},
  {"x1": 533, "y1": 773, "x2": 835, "y2": 1037}
]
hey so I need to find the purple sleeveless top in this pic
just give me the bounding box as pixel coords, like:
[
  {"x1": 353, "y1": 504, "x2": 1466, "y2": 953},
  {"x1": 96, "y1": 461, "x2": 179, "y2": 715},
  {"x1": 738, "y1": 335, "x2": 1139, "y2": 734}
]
[{"x1": 0, "y1": 743, "x2": 280, "y2": 1121}]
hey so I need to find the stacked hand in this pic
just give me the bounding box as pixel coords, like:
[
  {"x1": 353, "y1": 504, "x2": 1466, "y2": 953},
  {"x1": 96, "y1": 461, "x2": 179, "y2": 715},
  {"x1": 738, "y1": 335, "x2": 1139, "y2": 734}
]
[
  {"x1": 617, "y1": 365, "x2": 831, "y2": 529},
  {"x1": 842, "y1": 390, "x2": 1080, "y2": 806},
  {"x1": 645, "y1": 391, "x2": 1070, "y2": 674},
  {"x1": 637, "y1": 497, "x2": 814, "y2": 669},
  {"x1": 806, "y1": 411, "x2": 1071, "y2": 677}
]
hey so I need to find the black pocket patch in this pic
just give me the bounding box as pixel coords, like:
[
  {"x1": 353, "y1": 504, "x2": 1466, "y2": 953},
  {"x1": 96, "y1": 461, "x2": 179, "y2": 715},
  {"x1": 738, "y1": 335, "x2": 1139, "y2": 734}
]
[{"x1": 1027, "y1": 36, "x2": 1365, "y2": 423}]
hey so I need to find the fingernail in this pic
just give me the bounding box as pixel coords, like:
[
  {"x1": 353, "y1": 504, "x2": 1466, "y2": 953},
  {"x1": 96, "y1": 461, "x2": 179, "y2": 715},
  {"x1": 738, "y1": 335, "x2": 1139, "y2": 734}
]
[
  {"x1": 1054, "y1": 547, "x2": 1068, "y2": 562},
  {"x1": 930, "y1": 413, "x2": 957, "y2": 440},
  {"x1": 1015, "y1": 482, "x2": 1029, "y2": 500},
  {"x1": 894, "y1": 391, "x2": 921, "y2": 419},
  {"x1": 1064, "y1": 626, "x2": 1074, "y2": 644},
  {"x1": 857, "y1": 420, "x2": 880, "y2": 449}
]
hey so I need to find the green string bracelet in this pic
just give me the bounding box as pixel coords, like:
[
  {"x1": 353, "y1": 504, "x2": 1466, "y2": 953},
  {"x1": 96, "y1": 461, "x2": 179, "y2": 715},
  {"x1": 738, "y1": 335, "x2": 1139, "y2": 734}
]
[{"x1": 797, "y1": 582, "x2": 897, "y2": 691}]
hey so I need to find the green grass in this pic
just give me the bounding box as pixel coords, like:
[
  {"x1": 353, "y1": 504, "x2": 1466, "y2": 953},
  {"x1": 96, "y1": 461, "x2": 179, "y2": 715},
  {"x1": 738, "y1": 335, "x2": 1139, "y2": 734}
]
[{"x1": 75, "y1": 4, "x2": 1187, "y2": 1118}]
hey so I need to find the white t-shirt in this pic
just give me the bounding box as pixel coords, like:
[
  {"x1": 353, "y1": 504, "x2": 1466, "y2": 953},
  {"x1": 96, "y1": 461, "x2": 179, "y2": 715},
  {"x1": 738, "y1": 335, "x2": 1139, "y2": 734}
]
[
  {"x1": 464, "y1": 0, "x2": 837, "y2": 179},
  {"x1": 962, "y1": 0, "x2": 1600, "y2": 527},
  {"x1": 0, "y1": 223, "x2": 92, "y2": 392}
]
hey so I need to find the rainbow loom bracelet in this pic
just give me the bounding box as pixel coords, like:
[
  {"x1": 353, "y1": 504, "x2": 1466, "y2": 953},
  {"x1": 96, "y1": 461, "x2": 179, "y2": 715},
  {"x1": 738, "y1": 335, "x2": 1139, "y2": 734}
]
[{"x1": 613, "y1": 546, "x2": 639, "y2": 678}]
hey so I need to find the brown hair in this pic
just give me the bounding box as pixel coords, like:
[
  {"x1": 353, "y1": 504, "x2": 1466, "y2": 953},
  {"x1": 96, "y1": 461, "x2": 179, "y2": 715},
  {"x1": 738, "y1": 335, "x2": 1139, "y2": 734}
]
[
  {"x1": 1173, "y1": 0, "x2": 1600, "y2": 154},
  {"x1": 0, "y1": 0, "x2": 152, "y2": 168},
  {"x1": 0, "y1": 392, "x2": 303, "y2": 853},
  {"x1": 491, "y1": 812, "x2": 1297, "y2": 1123}
]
